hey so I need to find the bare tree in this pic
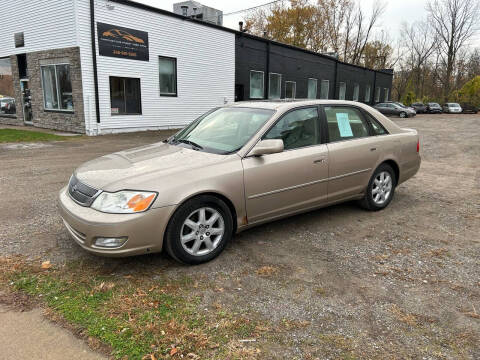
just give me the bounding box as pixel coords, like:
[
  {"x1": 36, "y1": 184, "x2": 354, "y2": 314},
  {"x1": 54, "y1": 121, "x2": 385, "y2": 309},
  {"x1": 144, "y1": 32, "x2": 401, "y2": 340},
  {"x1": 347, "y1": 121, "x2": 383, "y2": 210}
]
[{"x1": 426, "y1": 0, "x2": 480, "y2": 100}]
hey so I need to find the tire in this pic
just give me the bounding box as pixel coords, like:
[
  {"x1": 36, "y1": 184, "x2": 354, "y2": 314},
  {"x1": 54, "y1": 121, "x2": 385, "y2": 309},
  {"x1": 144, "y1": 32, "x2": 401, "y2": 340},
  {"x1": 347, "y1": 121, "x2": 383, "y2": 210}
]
[
  {"x1": 359, "y1": 164, "x2": 396, "y2": 211},
  {"x1": 399, "y1": 112, "x2": 407, "y2": 118},
  {"x1": 164, "y1": 195, "x2": 233, "y2": 264}
]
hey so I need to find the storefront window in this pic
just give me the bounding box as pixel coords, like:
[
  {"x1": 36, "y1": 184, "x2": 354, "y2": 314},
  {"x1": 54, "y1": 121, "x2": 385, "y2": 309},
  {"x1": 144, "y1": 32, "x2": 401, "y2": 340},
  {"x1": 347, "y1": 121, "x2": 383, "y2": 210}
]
[
  {"x1": 41, "y1": 64, "x2": 73, "y2": 111},
  {"x1": 320, "y1": 80, "x2": 329, "y2": 99},
  {"x1": 339, "y1": 82, "x2": 346, "y2": 100},
  {"x1": 365, "y1": 85, "x2": 371, "y2": 102},
  {"x1": 285, "y1": 81, "x2": 296, "y2": 99},
  {"x1": 307, "y1": 78, "x2": 317, "y2": 99},
  {"x1": 110, "y1": 77, "x2": 142, "y2": 115},
  {"x1": 249, "y1": 71, "x2": 264, "y2": 99},
  {"x1": 159, "y1": 56, "x2": 177, "y2": 96},
  {"x1": 268, "y1": 73, "x2": 281, "y2": 99},
  {"x1": 353, "y1": 83, "x2": 359, "y2": 101},
  {"x1": 0, "y1": 57, "x2": 17, "y2": 115}
]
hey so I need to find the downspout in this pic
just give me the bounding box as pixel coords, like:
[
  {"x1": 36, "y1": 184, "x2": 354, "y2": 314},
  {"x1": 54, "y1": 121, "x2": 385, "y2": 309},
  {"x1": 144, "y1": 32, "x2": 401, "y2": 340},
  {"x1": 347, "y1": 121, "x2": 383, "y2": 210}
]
[
  {"x1": 265, "y1": 41, "x2": 270, "y2": 100},
  {"x1": 90, "y1": 0, "x2": 101, "y2": 129},
  {"x1": 333, "y1": 59, "x2": 338, "y2": 99}
]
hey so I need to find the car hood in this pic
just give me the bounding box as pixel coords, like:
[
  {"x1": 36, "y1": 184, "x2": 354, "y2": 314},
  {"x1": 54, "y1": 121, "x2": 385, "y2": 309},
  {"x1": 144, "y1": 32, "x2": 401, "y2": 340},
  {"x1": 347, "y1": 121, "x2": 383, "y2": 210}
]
[{"x1": 74, "y1": 142, "x2": 234, "y2": 191}]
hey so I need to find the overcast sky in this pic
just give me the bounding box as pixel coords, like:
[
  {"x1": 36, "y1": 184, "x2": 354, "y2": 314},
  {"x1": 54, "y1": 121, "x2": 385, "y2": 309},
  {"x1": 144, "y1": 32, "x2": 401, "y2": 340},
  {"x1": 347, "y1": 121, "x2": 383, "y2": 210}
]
[{"x1": 134, "y1": 0, "x2": 480, "y2": 47}]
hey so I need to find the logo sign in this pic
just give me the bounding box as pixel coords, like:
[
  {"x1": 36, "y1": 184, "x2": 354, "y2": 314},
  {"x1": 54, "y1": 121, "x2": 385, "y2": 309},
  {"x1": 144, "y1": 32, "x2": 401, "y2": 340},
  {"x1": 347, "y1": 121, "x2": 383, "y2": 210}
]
[{"x1": 97, "y1": 22, "x2": 149, "y2": 61}]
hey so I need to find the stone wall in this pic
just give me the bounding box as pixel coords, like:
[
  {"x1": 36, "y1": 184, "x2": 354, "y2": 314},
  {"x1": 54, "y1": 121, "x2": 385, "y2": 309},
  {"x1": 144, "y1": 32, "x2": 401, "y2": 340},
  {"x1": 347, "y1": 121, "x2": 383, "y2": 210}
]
[
  {"x1": 0, "y1": 46, "x2": 86, "y2": 133},
  {"x1": 27, "y1": 46, "x2": 85, "y2": 133}
]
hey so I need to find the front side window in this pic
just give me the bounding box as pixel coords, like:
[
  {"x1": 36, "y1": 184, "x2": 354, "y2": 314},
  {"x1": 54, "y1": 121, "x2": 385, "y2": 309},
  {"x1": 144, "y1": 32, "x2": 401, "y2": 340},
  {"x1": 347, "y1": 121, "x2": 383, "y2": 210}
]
[
  {"x1": 320, "y1": 80, "x2": 329, "y2": 99},
  {"x1": 307, "y1": 78, "x2": 317, "y2": 99},
  {"x1": 41, "y1": 64, "x2": 73, "y2": 111},
  {"x1": 353, "y1": 83, "x2": 359, "y2": 101},
  {"x1": 172, "y1": 107, "x2": 274, "y2": 154},
  {"x1": 375, "y1": 87, "x2": 381, "y2": 102},
  {"x1": 264, "y1": 107, "x2": 319, "y2": 150},
  {"x1": 338, "y1": 82, "x2": 346, "y2": 100},
  {"x1": 110, "y1": 77, "x2": 141, "y2": 115},
  {"x1": 159, "y1": 56, "x2": 177, "y2": 96},
  {"x1": 285, "y1": 81, "x2": 296, "y2": 99},
  {"x1": 269, "y1": 73, "x2": 281, "y2": 99},
  {"x1": 325, "y1": 106, "x2": 370, "y2": 142},
  {"x1": 250, "y1": 71, "x2": 264, "y2": 99},
  {"x1": 365, "y1": 85, "x2": 371, "y2": 102}
]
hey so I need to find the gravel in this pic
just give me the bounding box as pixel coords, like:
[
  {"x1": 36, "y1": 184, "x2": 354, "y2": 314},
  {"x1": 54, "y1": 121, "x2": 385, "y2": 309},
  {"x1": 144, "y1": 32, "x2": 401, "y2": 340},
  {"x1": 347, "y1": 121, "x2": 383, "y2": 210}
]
[{"x1": 1, "y1": 114, "x2": 479, "y2": 359}]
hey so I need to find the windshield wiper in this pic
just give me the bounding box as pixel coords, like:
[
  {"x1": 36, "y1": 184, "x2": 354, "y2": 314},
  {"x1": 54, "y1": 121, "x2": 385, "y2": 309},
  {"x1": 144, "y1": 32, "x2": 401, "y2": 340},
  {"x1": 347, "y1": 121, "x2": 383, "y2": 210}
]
[{"x1": 176, "y1": 139, "x2": 203, "y2": 150}]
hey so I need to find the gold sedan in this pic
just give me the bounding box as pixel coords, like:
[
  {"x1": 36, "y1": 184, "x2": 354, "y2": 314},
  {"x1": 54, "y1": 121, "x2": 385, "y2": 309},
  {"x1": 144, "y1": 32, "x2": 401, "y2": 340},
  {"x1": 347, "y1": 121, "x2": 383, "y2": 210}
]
[{"x1": 59, "y1": 100, "x2": 421, "y2": 264}]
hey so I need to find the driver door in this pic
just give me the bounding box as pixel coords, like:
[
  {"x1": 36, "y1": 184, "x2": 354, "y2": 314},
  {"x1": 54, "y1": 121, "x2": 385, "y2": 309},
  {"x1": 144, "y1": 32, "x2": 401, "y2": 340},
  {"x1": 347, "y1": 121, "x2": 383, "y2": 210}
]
[{"x1": 242, "y1": 107, "x2": 329, "y2": 224}]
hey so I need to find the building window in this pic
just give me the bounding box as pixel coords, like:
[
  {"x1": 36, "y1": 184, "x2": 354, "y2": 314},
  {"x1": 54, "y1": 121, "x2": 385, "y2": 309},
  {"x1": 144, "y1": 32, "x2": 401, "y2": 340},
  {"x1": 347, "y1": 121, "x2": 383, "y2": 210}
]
[
  {"x1": 307, "y1": 78, "x2": 317, "y2": 99},
  {"x1": 338, "y1": 82, "x2": 346, "y2": 100},
  {"x1": 41, "y1": 64, "x2": 73, "y2": 111},
  {"x1": 159, "y1": 56, "x2": 177, "y2": 96},
  {"x1": 269, "y1": 73, "x2": 281, "y2": 99},
  {"x1": 110, "y1": 77, "x2": 142, "y2": 115},
  {"x1": 353, "y1": 83, "x2": 359, "y2": 101},
  {"x1": 285, "y1": 81, "x2": 296, "y2": 99},
  {"x1": 250, "y1": 70, "x2": 264, "y2": 99},
  {"x1": 365, "y1": 85, "x2": 371, "y2": 102},
  {"x1": 320, "y1": 80, "x2": 329, "y2": 99},
  {"x1": 375, "y1": 87, "x2": 381, "y2": 102},
  {"x1": 0, "y1": 57, "x2": 16, "y2": 115},
  {"x1": 384, "y1": 88, "x2": 389, "y2": 101}
]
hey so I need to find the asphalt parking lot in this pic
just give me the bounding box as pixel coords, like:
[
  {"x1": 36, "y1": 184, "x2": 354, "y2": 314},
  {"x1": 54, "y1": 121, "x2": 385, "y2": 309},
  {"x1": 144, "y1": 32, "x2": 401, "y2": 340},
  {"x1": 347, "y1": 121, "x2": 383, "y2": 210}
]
[{"x1": 0, "y1": 113, "x2": 479, "y2": 359}]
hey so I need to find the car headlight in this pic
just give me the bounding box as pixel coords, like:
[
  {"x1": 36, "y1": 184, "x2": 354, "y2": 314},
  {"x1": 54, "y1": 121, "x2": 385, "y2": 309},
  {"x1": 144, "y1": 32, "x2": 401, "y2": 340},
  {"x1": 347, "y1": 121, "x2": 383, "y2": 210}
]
[{"x1": 91, "y1": 191, "x2": 157, "y2": 214}]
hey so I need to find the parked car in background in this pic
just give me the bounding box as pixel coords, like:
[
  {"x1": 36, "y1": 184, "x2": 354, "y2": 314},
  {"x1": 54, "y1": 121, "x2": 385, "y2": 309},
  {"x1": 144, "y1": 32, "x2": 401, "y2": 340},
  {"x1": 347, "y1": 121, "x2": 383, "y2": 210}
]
[
  {"x1": 442, "y1": 103, "x2": 462, "y2": 113},
  {"x1": 411, "y1": 102, "x2": 427, "y2": 113},
  {"x1": 426, "y1": 102, "x2": 442, "y2": 113},
  {"x1": 0, "y1": 97, "x2": 15, "y2": 114},
  {"x1": 59, "y1": 100, "x2": 421, "y2": 264},
  {"x1": 460, "y1": 103, "x2": 478, "y2": 114},
  {"x1": 374, "y1": 102, "x2": 416, "y2": 118}
]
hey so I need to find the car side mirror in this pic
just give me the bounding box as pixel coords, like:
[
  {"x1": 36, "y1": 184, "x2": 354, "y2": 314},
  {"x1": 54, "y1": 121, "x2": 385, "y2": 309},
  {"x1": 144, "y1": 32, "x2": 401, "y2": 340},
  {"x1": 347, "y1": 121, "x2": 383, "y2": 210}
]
[{"x1": 249, "y1": 139, "x2": 284, "y2": 157}]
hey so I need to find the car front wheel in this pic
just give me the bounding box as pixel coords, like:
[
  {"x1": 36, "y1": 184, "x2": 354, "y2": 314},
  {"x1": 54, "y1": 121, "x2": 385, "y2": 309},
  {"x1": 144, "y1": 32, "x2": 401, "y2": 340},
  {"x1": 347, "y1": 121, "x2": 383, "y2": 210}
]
[
  {"x1": 360, "y1": 164, "x2": 396, "y2": 211},
  {"x1": 399, "y1": 111, "x2": 407, "y2": 118},
  {"x1": 164, "y1": 195, "x2": 233, "y2": 264}
]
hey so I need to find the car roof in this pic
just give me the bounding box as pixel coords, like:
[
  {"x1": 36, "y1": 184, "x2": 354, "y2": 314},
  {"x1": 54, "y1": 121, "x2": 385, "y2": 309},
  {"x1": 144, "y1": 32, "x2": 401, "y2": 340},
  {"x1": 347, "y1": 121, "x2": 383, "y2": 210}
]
[{"x1": 228, "y1": 99, "x2": 375, "y2": 112}]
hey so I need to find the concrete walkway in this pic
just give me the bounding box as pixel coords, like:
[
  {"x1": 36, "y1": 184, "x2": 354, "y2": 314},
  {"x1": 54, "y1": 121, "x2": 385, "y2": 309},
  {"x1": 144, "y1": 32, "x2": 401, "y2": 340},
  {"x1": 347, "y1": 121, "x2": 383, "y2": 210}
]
[{"x1": 0, "y1": 305, "x2": 106, "y2": 360}]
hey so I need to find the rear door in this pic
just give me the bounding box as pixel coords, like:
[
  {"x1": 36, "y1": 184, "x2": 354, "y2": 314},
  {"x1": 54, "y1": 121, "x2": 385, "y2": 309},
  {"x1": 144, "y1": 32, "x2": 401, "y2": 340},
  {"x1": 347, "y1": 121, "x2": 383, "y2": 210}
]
[{"x1": 322, "y1": 105, "x2": 380, "y2": 202}]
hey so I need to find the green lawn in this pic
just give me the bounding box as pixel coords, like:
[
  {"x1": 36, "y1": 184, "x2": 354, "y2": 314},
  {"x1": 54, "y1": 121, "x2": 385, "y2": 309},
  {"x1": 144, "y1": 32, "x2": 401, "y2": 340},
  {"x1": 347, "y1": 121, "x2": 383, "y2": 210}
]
[{"x1": 0, "y1": 129, "x2": 70, "y2": 143}]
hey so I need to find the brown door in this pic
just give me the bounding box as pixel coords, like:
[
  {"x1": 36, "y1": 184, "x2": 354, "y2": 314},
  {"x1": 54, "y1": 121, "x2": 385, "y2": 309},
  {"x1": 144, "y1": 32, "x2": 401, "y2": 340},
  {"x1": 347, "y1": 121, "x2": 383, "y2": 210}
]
[{"x1": 242, "y1": 107, "x2": 329, "y2": 223}]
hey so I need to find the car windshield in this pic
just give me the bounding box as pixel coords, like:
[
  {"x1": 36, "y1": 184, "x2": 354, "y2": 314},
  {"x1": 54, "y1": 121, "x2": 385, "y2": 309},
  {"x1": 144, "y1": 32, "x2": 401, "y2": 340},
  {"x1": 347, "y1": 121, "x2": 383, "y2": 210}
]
[
  {"x1": 170, "y1": 107, "x2": 275, "y2": 154},
  {"x1": 394, "y1": 102, "x2": 408, "y2": 108},
  {"x1": 449, "y1": 103, "x2": 460, "y2": 107}
]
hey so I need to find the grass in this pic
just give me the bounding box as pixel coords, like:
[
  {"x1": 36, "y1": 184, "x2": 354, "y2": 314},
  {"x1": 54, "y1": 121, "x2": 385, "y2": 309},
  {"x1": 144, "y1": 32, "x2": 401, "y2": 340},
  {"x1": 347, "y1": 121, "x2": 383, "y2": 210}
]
[
  {"x1": 0, "y1": 257, "x2": 269, "y2": 359},
  {"x1": 0, "y1": 129, "x2": 70, "y2": 143}
]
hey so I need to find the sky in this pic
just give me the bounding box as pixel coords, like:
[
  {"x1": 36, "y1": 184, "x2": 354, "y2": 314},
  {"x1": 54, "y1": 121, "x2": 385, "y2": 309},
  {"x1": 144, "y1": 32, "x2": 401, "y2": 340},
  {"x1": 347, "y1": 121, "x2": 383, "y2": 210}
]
[{"x1": 132, "y1": 0, "x2": 480, "y2": 47}]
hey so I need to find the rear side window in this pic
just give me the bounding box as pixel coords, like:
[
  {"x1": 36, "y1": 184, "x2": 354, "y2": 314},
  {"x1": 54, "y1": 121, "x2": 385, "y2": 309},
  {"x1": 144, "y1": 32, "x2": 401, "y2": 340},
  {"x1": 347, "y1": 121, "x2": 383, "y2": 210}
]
[
  {"x1": 366, "y1": 113, "x2": 388, "y2": 135},
  {"x1": 264, "y1": 107, "x2": 319, "y2": 150},
  {"x1": 324, "y1": 106, "x2": 369, "y2": 142}
]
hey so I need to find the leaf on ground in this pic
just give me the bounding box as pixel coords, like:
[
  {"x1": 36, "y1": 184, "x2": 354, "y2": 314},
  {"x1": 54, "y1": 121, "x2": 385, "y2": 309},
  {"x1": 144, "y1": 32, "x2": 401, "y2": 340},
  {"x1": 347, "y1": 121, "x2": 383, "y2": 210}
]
[
  {"x1": 170, "y1": 347, "x2": 178, "y2": 356},
  {"x1": 256, "y1": 266, "x2": 278, "y2": 276},
  {"x1": 41, "y1": 261, "x2": 52, "y2": 269}
]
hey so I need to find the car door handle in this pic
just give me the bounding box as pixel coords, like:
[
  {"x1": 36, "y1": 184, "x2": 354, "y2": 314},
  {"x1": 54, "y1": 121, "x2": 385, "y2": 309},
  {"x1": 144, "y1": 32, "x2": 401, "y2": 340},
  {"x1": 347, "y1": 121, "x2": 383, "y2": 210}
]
[
  {"x1": 370, "y1": 147, "x2": 377, "y2": 151},
  {"x1": 313, "y1": 158, "x2": 326, "y2": 164}
]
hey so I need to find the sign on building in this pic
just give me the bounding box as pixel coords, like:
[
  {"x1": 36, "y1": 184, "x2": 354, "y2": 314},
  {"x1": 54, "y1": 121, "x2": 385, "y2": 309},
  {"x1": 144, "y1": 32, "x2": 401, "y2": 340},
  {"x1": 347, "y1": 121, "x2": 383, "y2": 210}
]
[{"x1": 97, "y1": 22, "x2": 149, "y2": 61}]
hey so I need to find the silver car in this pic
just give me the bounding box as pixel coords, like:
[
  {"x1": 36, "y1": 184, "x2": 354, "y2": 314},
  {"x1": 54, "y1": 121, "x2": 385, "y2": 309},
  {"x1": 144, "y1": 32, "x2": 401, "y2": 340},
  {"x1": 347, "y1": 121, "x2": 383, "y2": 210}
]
[{"x1": 442, "y1": 103, "x2": 462, "y2": 113}]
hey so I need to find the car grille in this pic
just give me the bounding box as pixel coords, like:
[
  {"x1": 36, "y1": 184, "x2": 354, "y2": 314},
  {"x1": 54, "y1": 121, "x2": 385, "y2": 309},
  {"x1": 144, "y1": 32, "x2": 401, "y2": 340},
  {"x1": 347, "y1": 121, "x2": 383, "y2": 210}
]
[{"x1": 68, "y1": 175, "x2": 100, "y2": 207}]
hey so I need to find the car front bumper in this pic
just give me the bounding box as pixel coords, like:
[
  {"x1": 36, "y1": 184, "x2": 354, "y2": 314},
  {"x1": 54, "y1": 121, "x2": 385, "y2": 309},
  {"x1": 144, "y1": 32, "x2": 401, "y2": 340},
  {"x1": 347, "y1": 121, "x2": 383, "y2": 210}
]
[{"x1": 58, "y1": 187, "x2": 176, "y2": 257}]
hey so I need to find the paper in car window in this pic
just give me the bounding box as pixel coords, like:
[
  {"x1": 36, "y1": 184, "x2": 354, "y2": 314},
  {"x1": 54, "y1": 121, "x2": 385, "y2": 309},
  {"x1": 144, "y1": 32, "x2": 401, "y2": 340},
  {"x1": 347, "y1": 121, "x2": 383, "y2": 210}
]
[{"x1": 336, "y1": 113, "x2": 353, "y2": 137}]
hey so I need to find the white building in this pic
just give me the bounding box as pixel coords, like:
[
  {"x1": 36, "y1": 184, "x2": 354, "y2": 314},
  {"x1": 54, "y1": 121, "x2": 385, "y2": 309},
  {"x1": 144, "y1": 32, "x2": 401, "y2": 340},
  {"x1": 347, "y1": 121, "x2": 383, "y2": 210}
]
[{"x1": 0, "y1": 0, "x2": 234, "y2": 135}]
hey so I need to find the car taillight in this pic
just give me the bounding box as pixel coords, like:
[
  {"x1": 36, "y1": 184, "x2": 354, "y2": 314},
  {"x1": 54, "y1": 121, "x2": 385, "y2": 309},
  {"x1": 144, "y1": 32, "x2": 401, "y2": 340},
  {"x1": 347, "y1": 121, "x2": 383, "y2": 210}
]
[{"x1": 416, "y1": 139, "x2": 420, "y2": 153}]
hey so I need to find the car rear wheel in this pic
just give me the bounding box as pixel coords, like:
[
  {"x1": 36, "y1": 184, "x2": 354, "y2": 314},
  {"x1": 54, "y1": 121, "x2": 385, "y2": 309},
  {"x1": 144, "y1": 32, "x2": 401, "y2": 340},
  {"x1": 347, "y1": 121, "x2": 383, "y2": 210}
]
[
  {"x1": 399, "y1": 111, "x2": 407, "y2": 118},
  {"x1": 359, "y1": 164, "x2": 396, "y2": 211},
  {"x1": 164, "y1": 195, "x2": 233, "y2": 264}
]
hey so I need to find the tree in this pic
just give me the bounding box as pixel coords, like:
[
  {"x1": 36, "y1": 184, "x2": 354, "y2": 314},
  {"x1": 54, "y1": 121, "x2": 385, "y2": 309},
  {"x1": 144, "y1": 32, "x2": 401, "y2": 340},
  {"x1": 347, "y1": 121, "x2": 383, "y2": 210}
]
[
  {"x1": 426, "y1": 0, "x2": 480, "y2": 100},
  {"x1": 455, "y1": 75, "x2": 480, "y2": 106}
]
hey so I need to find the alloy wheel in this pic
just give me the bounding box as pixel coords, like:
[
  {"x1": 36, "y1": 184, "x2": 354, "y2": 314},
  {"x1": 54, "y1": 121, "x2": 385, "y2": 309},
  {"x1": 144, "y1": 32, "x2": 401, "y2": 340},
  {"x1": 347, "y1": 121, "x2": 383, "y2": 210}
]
[
  {"x1": 372, "y1": 171, "x2": 392, "y2": 205},
  {"x1": 180, "y1": 207, "x2": 225, "y2": 256}
]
